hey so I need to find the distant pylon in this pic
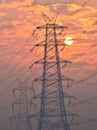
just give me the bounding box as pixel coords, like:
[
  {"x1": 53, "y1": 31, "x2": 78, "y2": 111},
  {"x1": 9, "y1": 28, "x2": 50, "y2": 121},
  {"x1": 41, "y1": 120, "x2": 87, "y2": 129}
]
[
  {"x1": 11, "y1": 80, "x2": 32, "y2": 130},
  {"x1": 30, "y1": 14, "x2": 79, "y2": 130}
]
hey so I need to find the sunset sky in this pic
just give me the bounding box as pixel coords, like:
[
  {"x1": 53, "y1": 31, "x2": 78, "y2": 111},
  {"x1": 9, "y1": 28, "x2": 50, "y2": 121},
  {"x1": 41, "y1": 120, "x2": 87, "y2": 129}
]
[{"x1": 0, "y1": 0, "x2": 97, "y2": 130}]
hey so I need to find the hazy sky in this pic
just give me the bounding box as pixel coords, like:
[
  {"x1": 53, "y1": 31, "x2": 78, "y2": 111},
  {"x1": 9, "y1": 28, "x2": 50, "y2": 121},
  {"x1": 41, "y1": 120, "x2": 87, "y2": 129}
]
[{"x1": 0, "y1": 0, "x2": 97, "y2": 130}]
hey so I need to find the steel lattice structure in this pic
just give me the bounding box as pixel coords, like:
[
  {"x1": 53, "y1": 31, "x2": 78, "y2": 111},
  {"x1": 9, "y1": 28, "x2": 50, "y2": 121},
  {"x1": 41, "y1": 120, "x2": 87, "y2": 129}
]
[
  {"x1": 11, "y1": 81, "x2": 32, "y2": 130},
  {"x1": 30, "y1": 19, "x2": 79, "y2": 130}
]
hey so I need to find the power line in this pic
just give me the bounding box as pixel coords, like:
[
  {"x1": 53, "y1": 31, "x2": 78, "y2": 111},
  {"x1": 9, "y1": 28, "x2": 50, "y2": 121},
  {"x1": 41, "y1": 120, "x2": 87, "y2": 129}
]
[
  {"x1": 72, "y1": 96, "x2": 97, "y2": 106},
  {"x1": 0, "y1": 55, "x2": 40, "y2": 96},
  {"x1": 0, "y1": 38, "x2": 43, "y2": 83},
  {"x1": 0, "y1": 35, "x2": 32, "y2": 71}
]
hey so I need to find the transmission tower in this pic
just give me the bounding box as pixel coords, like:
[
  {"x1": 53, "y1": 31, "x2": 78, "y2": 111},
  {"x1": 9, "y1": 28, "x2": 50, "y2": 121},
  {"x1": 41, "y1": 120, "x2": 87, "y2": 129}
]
[
  {"x1": 11, "y1": 80, "x2": 32, "y2": 130},
  {"x1": 30, "y1": 14, "x2": 79, "y2": 130}
]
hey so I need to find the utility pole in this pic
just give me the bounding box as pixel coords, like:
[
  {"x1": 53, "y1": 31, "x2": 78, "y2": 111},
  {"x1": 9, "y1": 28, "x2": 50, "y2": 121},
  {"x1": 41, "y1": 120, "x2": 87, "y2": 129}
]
[
  {"x1": 30, "y1": 14, "x2": 79, "y2": 130},
  {"x1": 11, "y1": 80, "x2": 32, "y2": 130}
]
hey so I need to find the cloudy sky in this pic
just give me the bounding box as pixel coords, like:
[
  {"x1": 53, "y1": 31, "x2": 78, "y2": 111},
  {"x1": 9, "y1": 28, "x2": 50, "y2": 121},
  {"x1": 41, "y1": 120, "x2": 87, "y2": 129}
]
[{"x1": 0, "y1": 0, "x2": 97, "y2": 130}]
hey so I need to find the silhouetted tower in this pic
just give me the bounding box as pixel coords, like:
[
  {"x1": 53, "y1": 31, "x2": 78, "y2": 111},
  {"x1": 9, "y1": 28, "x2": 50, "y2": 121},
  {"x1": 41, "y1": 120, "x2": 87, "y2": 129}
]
[
  {"x1": 11, "y1": 80, "x2": 32, "y2": 130},
  {"x1": 30, "y1": 14, "x2": 79, "y2": 130}
]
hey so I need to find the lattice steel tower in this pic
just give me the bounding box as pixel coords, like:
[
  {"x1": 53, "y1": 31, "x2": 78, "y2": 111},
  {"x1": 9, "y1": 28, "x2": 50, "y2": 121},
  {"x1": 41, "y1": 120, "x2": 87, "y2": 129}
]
[
  {"x1": 31, "y1": 14, "x2": 78, "y2": 130},
  {"x1": 11, "y1": 81, "x2": 32, "y2": 130}
]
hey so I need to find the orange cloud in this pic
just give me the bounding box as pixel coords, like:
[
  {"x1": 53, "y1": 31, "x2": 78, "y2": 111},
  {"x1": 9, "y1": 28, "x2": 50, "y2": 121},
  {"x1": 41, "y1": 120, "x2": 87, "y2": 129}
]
[
  {"x1": 0, "y1": 12, "x2": 6, "y2": 16},
  {"x1": 0, "y1": 2, "x2": 97, "y2": 91}
]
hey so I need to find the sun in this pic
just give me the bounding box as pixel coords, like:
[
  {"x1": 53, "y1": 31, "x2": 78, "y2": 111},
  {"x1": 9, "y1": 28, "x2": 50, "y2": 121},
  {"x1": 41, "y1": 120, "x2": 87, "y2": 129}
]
[{"x1": 64, "y1": 36, "x2": 73, "y2": 46}]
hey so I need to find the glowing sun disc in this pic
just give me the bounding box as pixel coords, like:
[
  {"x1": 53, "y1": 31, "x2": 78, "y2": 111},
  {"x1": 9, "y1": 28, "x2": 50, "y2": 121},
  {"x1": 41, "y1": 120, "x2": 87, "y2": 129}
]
[{"x1": 64, "y1": 36, "x2": 73, "y2": 46}]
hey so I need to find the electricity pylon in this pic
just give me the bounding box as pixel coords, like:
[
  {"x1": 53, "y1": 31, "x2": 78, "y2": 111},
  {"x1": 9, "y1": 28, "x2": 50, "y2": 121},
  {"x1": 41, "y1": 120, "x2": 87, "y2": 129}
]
[
  {"x1": 11, "y1": 80, "x2": 32, "y2": 130},
  {"x1": 30, "y1": 14, "x2": 79, "y2": 130}
]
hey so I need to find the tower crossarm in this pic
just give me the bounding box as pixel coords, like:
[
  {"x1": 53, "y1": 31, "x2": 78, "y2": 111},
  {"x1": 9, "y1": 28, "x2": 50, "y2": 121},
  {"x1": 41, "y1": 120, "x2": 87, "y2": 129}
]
[
  {"x1": 13, "y1": 86, "x2": 31, "y2": 95},
  {"x1": 32, "y1": 76, "x2": 74, "y2": 82},
  {"x1": 29, "y1": 60, "x2": 72, "y2": 69},
  {"x1": 36, "y1": 24, "x2": 67, "y2": 30},
  {"x1": 33, "y1": 92, "x2": 76, "y2": 99},
  {"x1": 30, "y1": 42, "x2": 71, "y2": 54},
  {"x1": 11, "y1": 114, "x2": 20, "y2": 120},
  {"x1": 30, "y1": 110, "x2": 79, "y2": 119}
]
